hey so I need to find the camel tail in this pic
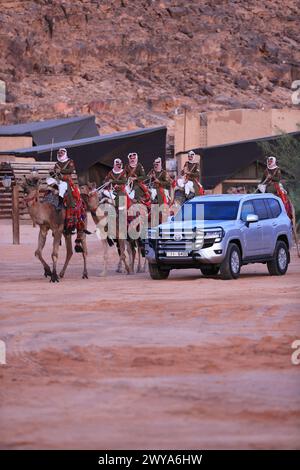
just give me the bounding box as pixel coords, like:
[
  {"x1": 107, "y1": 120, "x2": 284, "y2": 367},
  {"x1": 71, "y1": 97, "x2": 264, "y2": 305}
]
[
  {"x1": 292, "y1": 226, "x2": 300, "y2": 258},
  {"x1": 290, "y1": 204, "x2": 300, "y2": 258}
]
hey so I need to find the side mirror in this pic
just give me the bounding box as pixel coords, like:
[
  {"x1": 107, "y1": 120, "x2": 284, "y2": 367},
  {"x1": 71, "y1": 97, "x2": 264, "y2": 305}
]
[{"x1": 245, "y1": 213, "x2": 258, "y2": 227}]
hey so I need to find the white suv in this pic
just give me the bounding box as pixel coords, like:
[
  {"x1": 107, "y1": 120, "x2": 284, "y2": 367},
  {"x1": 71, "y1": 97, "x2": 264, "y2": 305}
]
[{"x1": 145, "y1": 194, "x2": 293, "y2": 280}]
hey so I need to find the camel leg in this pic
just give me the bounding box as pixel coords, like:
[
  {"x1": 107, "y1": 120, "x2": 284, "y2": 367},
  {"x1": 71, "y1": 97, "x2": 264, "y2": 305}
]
[
  {"x1": 292, "y1": 226, "x2": 300, "y2": 258},
  {"x1": 50, "y1": 230, "x2": 61, "y2": 283},
  {"x1": 136, "y1": 244, "x2": 142, "y2": 273},
  {"x1": 115, "y1": 242, "x2": 123, "y2": 273},
  {"x1": 59, "y1": 234, "x2": 73, "y2": 278},
  {"x1": 100, "y1": 240, "x2": 108, "y2": 277},
  {"x1": 119, "y1": 240, "x2": 132, "y2": 274},
  {"x1": 141, "y1": 245, "x2": 147, "y2": 273},
  {"x1": 126, "y1": 240, "x2": 134, "y2": 274},
  {"x1": 35, "y1": 226, "x2": 51, "y2": 278},
  {"x1": 137, "y1": 246, "x2": 147, "y2": 273},
  {"x1": 130, "y1": 241, "x2": 136, "y2": 273},
  {"x1": 116, "y1": 258, "x2": 123, "y2": 273},
  {"x1": 81, "y1": 233, "x2": 88, "y2": 279},
  {"x1": 143, "y1": 256, "x2": 147, "y2": 272}
]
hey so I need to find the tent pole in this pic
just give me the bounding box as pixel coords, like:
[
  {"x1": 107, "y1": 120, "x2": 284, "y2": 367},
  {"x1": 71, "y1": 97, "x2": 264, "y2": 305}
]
[
  {"x1": 50, "y1": 138, "x2": 54, "y2": 161},
  {"x1": 12, "y1": 184, "x2": 20, "y2": 245}
]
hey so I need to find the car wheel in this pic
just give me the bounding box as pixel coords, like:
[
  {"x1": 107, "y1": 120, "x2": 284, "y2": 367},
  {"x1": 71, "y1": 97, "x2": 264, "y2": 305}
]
[
  {"x1": 267, "y1": 240, "x2": 289, "y2": 276},
  {"x1": 200, "y1": 265, "x2": 220, "y2": 276},
  {"x1": 148, "y1": 262, "x2": 170, "y2": 280},
  {"x1": 220, "y1": 243, "x2": 241, "y2": 280}
]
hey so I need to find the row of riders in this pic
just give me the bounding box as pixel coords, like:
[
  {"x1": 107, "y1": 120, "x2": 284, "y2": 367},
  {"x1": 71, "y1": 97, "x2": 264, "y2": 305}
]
[{"x1": 21, "y1": 148, "x2": 299, "y2": 282}]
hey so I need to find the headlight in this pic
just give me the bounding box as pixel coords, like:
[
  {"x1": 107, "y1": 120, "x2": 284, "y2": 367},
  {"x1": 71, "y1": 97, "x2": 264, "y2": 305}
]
[{"x1": 204, "y1": 229, "x2": 224, "y2": 243}]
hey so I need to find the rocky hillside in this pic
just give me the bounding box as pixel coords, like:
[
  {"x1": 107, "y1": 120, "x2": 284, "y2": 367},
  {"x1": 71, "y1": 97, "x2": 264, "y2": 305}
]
[{"x1": 0, "y1": 0, "x2": 299, "y2": 141}]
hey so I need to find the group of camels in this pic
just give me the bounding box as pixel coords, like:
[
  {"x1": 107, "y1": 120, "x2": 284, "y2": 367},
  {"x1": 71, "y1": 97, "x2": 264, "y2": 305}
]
[
  {"x1": 21, "y1": 175, "x2": 300, "y2": 282},
  {"x1": 21, "y1": 176, "x2": 148, "y2": 281}
]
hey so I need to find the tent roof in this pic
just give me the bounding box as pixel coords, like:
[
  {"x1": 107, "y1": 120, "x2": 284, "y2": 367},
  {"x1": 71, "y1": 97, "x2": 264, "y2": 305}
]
[
  {"x1": 177, "y1": 131, "x2": 300, "y2": 189},
  {"x1": 0, "y1": 126, "x2": 167, "y2": 174},
  {"x1": 0, "y1": 115, "x2": 99, "y2": 146}
]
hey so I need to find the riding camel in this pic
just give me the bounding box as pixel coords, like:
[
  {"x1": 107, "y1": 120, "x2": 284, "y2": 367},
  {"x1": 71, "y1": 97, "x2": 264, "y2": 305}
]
[
  {"x1": 80, "y1": 183, "x2": 134, "y2": 276},
  {"x1": 21, "y1": 175, "x2": 88, "y2": 282}
]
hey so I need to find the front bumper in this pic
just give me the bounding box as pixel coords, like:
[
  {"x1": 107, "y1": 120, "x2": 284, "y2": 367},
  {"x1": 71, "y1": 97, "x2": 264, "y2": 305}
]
[{"x1": 145, "y1": 240, "x2": 226, "y2": 267}]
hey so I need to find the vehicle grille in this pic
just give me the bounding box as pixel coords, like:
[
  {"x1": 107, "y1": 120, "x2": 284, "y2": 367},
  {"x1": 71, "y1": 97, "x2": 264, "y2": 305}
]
[
  {"x1": 156, "y1": 229, "x2": 213, "y2": 255},
  {"x1": 159, "y1": 228, "x2": 196, "y2": 239},
  {"x1": 158, "y1": 239, "x2": 194, "y2": 254}
]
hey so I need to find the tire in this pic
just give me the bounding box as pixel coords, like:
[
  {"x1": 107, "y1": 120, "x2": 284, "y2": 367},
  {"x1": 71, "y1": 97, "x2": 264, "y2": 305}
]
[
  {"x1": 267, "y1": 240, "x2": 289, "y2": 276},
  {"x1": 220, "y1": 243, "x2": 241, "y2": 280},
  {"x1": 200, "y1": 265, "x2": 220, "y2": 276},
  {"x1": 148, "y1": 262, "x2": 170, "y2": 280}
]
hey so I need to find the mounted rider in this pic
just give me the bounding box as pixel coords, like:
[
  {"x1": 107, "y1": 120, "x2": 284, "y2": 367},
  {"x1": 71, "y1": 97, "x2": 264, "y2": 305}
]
[
  {"x1": 147, "y1": 157, "x2": 171, "y2": 205},
  {"x1": 104, "y1": 158, "x2": 128, "y2": 209},
  {"x1": 258, "y1": 155, "x2": 293, "y2": 219},
  {"x1": 258, "y1": 156, "x2": 282, "y2": 194},
  {"x1": 47, "y1": 148, "x2": 86, "y2": 236},
  {"x1": 125, "y1": 152, "x2": 151, "y2": 205},
  {"x1": 177, "y1": 151, "x2": 204, "y2": 198}
]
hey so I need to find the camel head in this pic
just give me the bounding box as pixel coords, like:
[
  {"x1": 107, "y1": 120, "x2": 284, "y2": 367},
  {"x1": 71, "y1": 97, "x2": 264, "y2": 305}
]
[
  {"x1": 20, "y1": 175, "x2": 40, "y2": 196},
  {"x1": 80, "y1": 182, "x2": 98, "y2": 212}
]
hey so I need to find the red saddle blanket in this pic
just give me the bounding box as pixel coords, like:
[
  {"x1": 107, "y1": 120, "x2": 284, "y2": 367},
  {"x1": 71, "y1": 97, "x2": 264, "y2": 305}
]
[{"x1": 64, "y1": 179, "x2": 86, "y2": 231}]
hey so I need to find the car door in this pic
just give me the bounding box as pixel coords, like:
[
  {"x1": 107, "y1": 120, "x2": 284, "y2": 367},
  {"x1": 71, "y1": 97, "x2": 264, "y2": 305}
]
[
  {"x1": 265, "y1": 198, "x2": 284, "y2": 253},
  {"x1": 240, "y1": 200, "x2": 263, "y2": 256},
  {"x1": 252, "y1": 199, "x2": 272, "y2": 254}
]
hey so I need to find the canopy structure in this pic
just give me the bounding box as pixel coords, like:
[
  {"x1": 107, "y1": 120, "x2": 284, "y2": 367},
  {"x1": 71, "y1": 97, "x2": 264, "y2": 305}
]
[
  {"x1": 177, "y1": 131, "x2": 300, "y2": 189},
  {"x1": 0, "y1": 126, "x2": 167, "y2": 174},
  {"x1": 0, "y1": 115, "x2": 99, "y2": 146}
]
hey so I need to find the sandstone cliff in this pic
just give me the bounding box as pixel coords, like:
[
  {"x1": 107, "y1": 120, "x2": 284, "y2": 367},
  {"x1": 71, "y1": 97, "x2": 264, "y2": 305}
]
[{"x1": 0, "y1": 0, "x2": 299, "y2": 140}]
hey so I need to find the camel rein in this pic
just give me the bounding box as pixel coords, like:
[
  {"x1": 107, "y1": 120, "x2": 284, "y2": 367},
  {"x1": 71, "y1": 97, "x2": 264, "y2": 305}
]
[{"x1": 24, "y1": 194, "x2": 38, "y2": 205}]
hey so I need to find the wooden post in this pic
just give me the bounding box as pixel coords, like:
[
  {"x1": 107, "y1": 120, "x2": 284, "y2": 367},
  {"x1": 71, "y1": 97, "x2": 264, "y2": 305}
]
[{"x1": 12, "y1": 184, "x2": 20, "y2": 245}]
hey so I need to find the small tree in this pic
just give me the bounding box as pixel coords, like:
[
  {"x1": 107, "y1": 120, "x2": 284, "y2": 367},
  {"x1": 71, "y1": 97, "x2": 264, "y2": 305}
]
[{"x1": 259, "y1": 127, "x2": 300, "y2": 225}]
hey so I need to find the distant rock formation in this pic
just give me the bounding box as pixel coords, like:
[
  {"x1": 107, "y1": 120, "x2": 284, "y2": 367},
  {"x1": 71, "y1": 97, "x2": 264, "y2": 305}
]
[{"x1": 0, "y1": 0, "x2": 299, "y2": 141}]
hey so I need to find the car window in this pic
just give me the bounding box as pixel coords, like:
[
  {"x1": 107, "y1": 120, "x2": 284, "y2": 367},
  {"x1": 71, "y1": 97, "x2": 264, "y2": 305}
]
[
  {"x1": 175, "y1": 201, "x2": 239, "y2": 221},
  {"x1": 253, "y1": 199, "x2": 269, "y2": 220},
  {"x1": 241, "y1": 201, "x2": 255, "y2": 221},
  {"x1": 267, "y1": 198, "x2": 281, "y2": 218}
]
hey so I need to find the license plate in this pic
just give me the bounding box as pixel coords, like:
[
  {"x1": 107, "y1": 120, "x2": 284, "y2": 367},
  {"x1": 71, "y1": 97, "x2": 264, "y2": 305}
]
[{"x1": 166, "y1": 251, "x2": 188, "y2": 257}]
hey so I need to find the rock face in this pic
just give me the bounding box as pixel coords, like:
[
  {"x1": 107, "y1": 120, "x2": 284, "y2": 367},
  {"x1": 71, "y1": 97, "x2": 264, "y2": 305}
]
[{"x1": 0, "y1": 0, "x2": 299, "y2": 139}]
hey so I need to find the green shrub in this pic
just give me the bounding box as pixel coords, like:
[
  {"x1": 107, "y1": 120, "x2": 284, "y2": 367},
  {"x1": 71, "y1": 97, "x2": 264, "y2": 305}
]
[{"x1": 259, "y1": 128, "x2": 300, "y2": 225}]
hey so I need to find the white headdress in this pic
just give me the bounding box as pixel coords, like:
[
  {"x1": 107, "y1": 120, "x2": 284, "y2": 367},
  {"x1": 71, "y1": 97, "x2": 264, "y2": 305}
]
[
  {"x1": 57, "y1": 148, "x2": 69, "y2": 163},
  {"x1": 267, "y1": 156, "x2": 277, "y2": 170}
]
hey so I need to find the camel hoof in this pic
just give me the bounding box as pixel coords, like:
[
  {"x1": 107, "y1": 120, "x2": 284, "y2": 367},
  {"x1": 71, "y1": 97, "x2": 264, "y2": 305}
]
[
  {"x1": 44, "y1": 268, "x2": 52, "y2": 278},
  {"x1": 82, "y1": 273, "x2": 88, "y2": 279},
  {"x1": 59, "y1": 271, "x2": 64, "y2": 278},
  {"x1": 50, "y1": 272, "x2": 59, "y2": 283}
]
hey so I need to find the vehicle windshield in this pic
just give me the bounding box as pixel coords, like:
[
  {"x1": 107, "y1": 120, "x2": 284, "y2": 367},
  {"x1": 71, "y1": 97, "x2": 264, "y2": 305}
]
[{"x1": 174, "y1": 201, "x2": 239, "y2": 222}]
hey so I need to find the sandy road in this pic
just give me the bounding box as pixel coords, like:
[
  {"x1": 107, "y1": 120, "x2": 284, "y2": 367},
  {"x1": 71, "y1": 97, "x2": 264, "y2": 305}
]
[{"x1": 0, "y1": 219, "x2": 299, "y2": 449}]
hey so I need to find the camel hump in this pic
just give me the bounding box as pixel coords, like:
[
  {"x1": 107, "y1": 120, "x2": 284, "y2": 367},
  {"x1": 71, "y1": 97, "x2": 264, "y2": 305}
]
[{"x1": 42, "y1": 192, "x2": 62, "y2": 210}]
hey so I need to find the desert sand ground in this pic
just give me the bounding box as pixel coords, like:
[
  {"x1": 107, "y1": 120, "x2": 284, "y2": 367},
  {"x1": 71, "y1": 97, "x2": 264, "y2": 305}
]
[{"x1": 0, "y1": 217, "x2": 299, "y2": 450}]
